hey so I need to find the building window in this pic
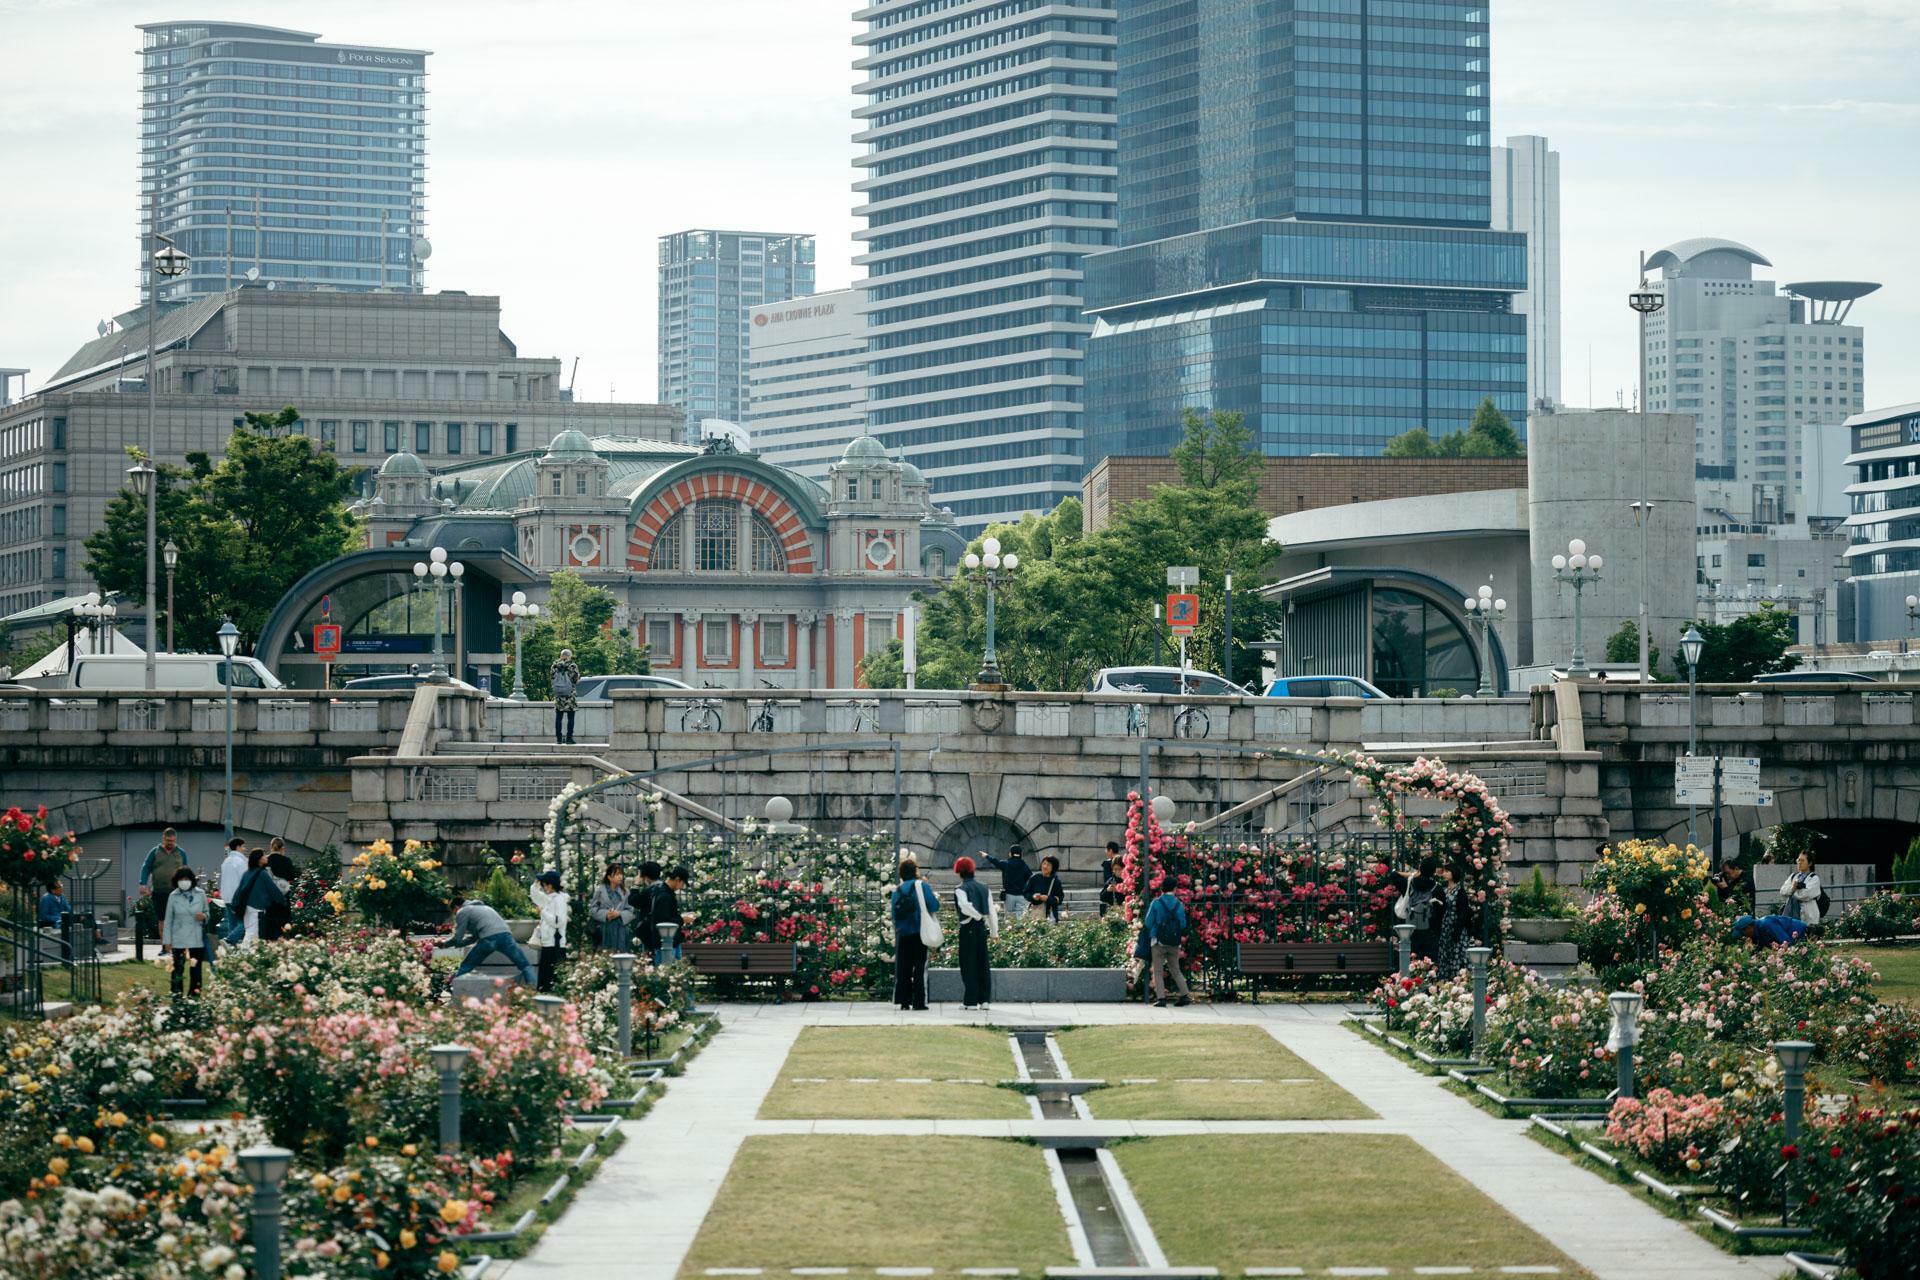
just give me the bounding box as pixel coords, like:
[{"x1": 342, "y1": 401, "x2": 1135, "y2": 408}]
[
  {"x1": 869, "y1": 477, "x2": 884, "y2": 500},
  {"x1": 51, "y1": 418, "x2": 66, "y2": 449},
  {"x1": 696, "y1": 501, "x2": 739, "y2": 571},
  {"x1": 319, "y1": 420, "x2": 338, "y2": 450},
  {"x1": 750, "y1": 515, "x2": 786, "y2": 572},
  {"x1": 351, "y1": 421, "x2": 369, "y2": 453},
  {"x1": 504, "y1": 423, "x2": 518, "y2": 453},
  {"x1": 761, "y1": 616, "x2": 789, "y2": 664},
  {"x1": 575, "y1": 472, "x2": 589, "y2": 495},
  {"x1": 702, "y1": 614, "x2": 732, "y2": 663},
  {"x1": 51, "y1": 506, "x2": 65, "y2": 536},
  {"x1": 50, "y1": 547, "x2": 65, "y2": 579},
  {"x1": 478, "y1": 423, "x2": 494, "y2": 455},
  {"x1": 446, "y1": 423, "x2": 462, "y2": 455},
  {"x1": 925, "y1": 548, "x2": 945, "y2": 576},
  {"x1": 865, "y1": 614, "x2": 893, "y2": 657},
  {"x1": 384, "y1": 422, "x2": 401, "y2": 452},
  {"x1": 646, "y1": 616, "x2": 674, "y2": 661},
  {"x1": 550, "y1": 473, "x2": 562, "y2": 496},
  {"x1": 415, "y1": 423, "x2": 432, "y2": 454},
  {"x1": 652, "y1": 512, "x2": 683, "y2": 570},
  {"x1": 51, "y1": 462, "x2": 65, "y2": 493},
  {"x1": 1747, "y1": 553, "x2": 1766, "y2": 567}
]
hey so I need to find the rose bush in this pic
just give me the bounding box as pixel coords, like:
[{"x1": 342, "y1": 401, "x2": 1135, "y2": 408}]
[
  {"x1": 990, "y1": 914, "x2": 1132, "y2": 969},
  {"x1": 0, "y1": 804, "x2": 80, "y2": 891},
  {"x1": 339, "y1": 838, "x2": 451, "y2": 932},
  {"x1": 1483, "y1": 977, "x2": 1614, "y2": 1097},
  {"x1": 1791, "y1": 1105, "x2": 1920, "y2": 1280}
]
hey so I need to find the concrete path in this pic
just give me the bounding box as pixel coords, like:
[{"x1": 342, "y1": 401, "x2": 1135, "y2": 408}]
[{"x1": 493, "y1": 1002, "x2": 1778, "y2": 1280}]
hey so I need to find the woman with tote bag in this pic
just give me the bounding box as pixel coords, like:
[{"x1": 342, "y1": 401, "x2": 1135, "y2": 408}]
[{"x1": 890, "y1": 856, "x2": 940, "y2": 1010}]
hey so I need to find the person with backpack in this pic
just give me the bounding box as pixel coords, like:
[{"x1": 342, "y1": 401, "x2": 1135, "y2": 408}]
[
  {"x1": 1394, "y1": 857, "x2": 1441, "y2": 962},
  {"x1": 551, "y1": 648, "x2": 582, "y2": 745},
  {"x1": 1142, "y1": 883, "x2": 1191, "y2": 1007},
  {"x1": 1778, "y1": 852, "x2": 1825, "y2": 926},
  {"x1": 1098, "y1": 841, "x2": 1122, "y2": 917},
  {"x1": 891, "y1": 856, "x2": 939, "y2": 1010}
]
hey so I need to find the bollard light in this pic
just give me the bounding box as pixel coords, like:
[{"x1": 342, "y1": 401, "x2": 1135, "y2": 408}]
[
  {"x1": 1772, "y1": 1039, "x2": 1816, "y2": 1144},
  {"x1": 611, "y1": 952, "x2": 636, "y2": 1057},
  {"x1": 534, "y1": 994, "x2": 566, "y2": 1024},
  {"x1": 1608, "y1": 991, "x2": 1645, "y2": 1099},
  {"x1": 238, "y1": 1144, "x2": 294, "y2": 1280},
  {"x1": 428, "y1": 1042, "x2": 471, "y2": 1155},
  {"x1": 1467, "y1": 946, "x2": 1494, "y2": 1057},
  {"x1": 1150, "y1": 794, "x2": 1175, "y2": 825},
  {"x1": 1393, "y1": 923, "x2": 1414, "y2": 977}
]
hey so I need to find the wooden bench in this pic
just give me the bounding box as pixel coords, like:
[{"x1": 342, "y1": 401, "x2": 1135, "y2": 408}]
[
  {"x1": 1233, "y1": 941, "x2": 1394, "y2": 999},
  {"x1": 683, "y1": 942, "x2": 798, "y2": 978}
]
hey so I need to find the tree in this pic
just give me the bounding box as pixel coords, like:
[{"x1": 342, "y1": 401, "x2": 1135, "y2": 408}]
[
  {"x1": 1690, "y1": 605, "x2": 1800, "y2": 683},
  {"x1": 1383, "y1": 427, "x2": 1438, "y2": 458},
  {"x1": 1466, "y1": 396, "x2": 1523, "y2": 455},
  {"x1": 83, "y1": 408, "x2": 362, "y2": 650},
  {"x1": 863, "y1": 410, "x2": 1284, "y2": 691},
  {"x1": 504, "y1": 571, "x2": 648, "y2": 698},
  {"x1": 1603, "y1": 619, "x2": 1663, "y2": 678},
  {"x1": 1384, "y1": 398, "x2": 1523, "y2": 459}
]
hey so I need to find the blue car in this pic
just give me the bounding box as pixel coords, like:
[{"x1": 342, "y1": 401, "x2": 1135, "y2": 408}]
[{"x1": 1262, "y1": 675, "x2": 1388, "y2": 699}]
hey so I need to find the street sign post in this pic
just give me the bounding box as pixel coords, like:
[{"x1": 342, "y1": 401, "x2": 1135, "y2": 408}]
[
  {"x1": 313, "y1": 622, "x2": 342, "y2": 691},
  {"x1": 1674, "y1": 755, "x2": 1770, "y2": 865},
  {"x1": 1166, "y1": 566, "x2": 1198, "y2": 589},
  {"x1": 1165, "y1": 592, "x2": 1199, "y2": 636}
]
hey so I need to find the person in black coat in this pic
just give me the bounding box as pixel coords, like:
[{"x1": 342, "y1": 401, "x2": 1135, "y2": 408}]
[
  {"x1": 1028, "y1": 856, "x2": 1066, "y2": 922},
  {"x1": 232, "y1": 848, "x2": 288, "y2": 947},
  {"x1": 650, "y1": 866, "x2": 687, "y2": 965},
  {"x1": 981, "y1": 845, "x2": 1033, "y2": 918},
  {"x1": 1098, "y1": 841, "x2": 1122, "y2": 917},
  {"x1": 628, "y1": 861, "x2": 663, "y2": 955}
]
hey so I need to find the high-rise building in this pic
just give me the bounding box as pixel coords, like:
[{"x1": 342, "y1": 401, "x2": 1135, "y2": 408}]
[
  {"x1": 137, "y1": 22, "x2": 429, "y2": 303},
  {"x1": 1639, "y1": 238, "x2": 1875, "y2": 524},
  {"x1": 1491, "y1": 135, "x2": 1560, "y2": 409},
  {"x1": 745, "y1": 290, "x2": 869, "y2": 484},
  {"x1": 657, "y1": 230, "x2": 815, "y2": 441},
  {"x1": 1082, "y1": 0, "x2": 1527, "y2": 466},
  {"x1": 852, "y1": 0, "x2": 1118, "y2": 529},
  {"x1": 1839, "y1": 401, "x2": 1920, "y2": 643}
]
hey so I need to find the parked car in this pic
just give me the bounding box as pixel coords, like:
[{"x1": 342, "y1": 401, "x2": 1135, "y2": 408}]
[
  {"x1": 1086, "y1": 666, "x2": 1249, "y2": 697},
  {"x1": 1751, "y1": 670, "x2": 1879, "y2": 685},
  {"x1": 66, "y1": 652, "x2": 282, "y2": 692},
  {"x1": 574, "y1": 674, "x2": 695, "y2": 700},
  {"x1": 1261, "y1": 675, "x2": 1389, "y2": 700},
  {"x1": 340, "y1": 673, "x2": 486, "y2": 695}
]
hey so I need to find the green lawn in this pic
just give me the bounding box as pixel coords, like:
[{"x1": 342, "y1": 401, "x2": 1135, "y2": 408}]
[
  {"x1": 758, "y1": 1025, "x2": 1031, "y2": 1120},
  {"x1": 1115, "y1": 1134, "x2": 1588, "y2": 1277},
  {"x1": 1057, "y1": 1024, "x2": 1374, "y2": 1121},
  {"x1": 1839, "y1": 945, "x2": 1920, "y2": 1005},
  {"x1": 680, "y1": 1135, "x2": 1072, "y2": 1277},
  {"x1": 2, "y1": 957, "x2": 174, "y2": 1021}
]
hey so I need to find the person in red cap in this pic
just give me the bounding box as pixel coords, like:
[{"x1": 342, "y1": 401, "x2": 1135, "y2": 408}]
[{"x1": 952, "y1": 855, "x2": 996, "y2": 1009}]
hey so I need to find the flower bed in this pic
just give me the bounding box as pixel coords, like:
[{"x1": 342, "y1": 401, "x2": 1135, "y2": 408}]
[{"x1": 337, "y1": 838, "x2": 452, "y2": 931}]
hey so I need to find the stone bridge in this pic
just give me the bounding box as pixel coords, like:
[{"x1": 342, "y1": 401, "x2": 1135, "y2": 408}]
[{"x1": 4, "y1": 683, "x2": 1916, "y2": 900}]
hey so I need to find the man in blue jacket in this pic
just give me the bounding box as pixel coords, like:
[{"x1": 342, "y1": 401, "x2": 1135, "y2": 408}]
[
  {"x1": 1143, "y1": 886, "x2": 1192, "y2": 1007},
  {"x1": 1732, "y1": 913, "x2": 1810, "y2": 949},
  {"x1": 981, "y1": 845, "x2": 1033, "y2": 919}
]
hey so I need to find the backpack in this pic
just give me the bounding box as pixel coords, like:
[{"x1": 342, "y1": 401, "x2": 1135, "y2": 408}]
[
  {"x1": 1151, "y1": 897, "x2": 1185, "y2": 946},
  {"x1": 551, "y1": 669, "x2": 574, "y2": 698},
  {"x1": 1404, "y1": 883, "x2": 1435, "y2": 931},
  {"x1": 1815, "y1": 889, "x2": 1831, "y2": 919}
]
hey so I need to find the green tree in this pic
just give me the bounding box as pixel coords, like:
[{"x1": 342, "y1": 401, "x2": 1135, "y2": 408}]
[
  {"x1": 1689, "y1": 604, "x2": 1801, "y2": 682},
  {"x1": 1383, "y1": 427, "x2": 1439, "y2": 458},
  {"x1": 83, "y1": 408, "x2": 362, "y2": 650},
  {"x1": 1603, "y1": 619, "x2": 1664, "y2": 678},
  {"x1": 864, "y1": 410, "x2": 1284, "y2": 691},
  {"x1": 1466, "y1": 396, "x2": 1523, "y2": 455},
  {"x1": 0, "y1": 622, "x2": 62, "y2": 676},
  {"x1": 1386, "y1": 398, "x2": 1523, "y2": 459},
  {"x1": 504, "y1": 571, "x2": 649, "y2": 698}
]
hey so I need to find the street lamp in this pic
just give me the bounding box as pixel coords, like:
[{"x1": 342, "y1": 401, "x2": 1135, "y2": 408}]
[
  {"x1": 144, "y1": 236, "x2": 190, "y2": 694},
  {"x1": 161, "y1": 539, "x2": 179, "y2": 653},
  {"x1": 1608, "y1": 991, "x2": 1645, "y2": 1100},
  {"x1": 1680, "y1": 625, "x2": 1705, "y2": 847},
  {"x1": 962, "y1": 536, "x2": 1019, "y2": 686},
  {"x1": 237, "y1": 1145, "x2": 294, "y2": 1280},
  {"x1": 76, "y1": 592, "x2": 118, "y2": 654},
  {"x1": 1629, "y1": 256, "x2": 1665, "y2": 414},
  {"x1": 1906, "y1": 594, "x2": 1918, "y2": 656},
  {"x1": 1550, "y1": 538, "x2": 1604, "y2": 679},
  {"x1": 1630, "y1": 500, "x2": 1657, "y2": 681},
  {"x1": 428, "y1": 1043, "x2": 471, "y2": 1154},
  {"x1": 1462, "y1": 584, "x2": 1507, "y2": 697},
  {"x1": 218, "y1": 618, "x2": 240, "y2": 840},
  {"x1": 412, "y1": 546, "x2": 464, "y2": 683},
  {"x1": 497, "y1": 590, "x2": 541, "y2": 699}
]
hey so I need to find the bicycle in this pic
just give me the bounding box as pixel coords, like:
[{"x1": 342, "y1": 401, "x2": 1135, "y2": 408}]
[
  {"x1": 1172, "y1": 703, "x2": 1210, "y2": 739},
  {"x1": 750, "y1": 679, "x2": 778, "y2": 733},
  {"x1": 1116, "y1": 682, "x2": 1147, "y2": 736},
  {"x1": 851, "y1": 699, "x2": 880, "y2": 733},
  {"x1": 680, "y1": 684, "x2": 722, "y2": 733}
]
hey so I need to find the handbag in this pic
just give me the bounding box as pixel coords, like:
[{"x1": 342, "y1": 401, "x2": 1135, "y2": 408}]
[{"x1": 917, "y1": 880, "x2": 944, "y2": 949}]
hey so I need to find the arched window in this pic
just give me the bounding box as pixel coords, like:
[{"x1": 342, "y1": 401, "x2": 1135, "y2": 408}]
[
  {"x1": 695, "y1": 500, "x2": 739, "y2": 571},
  {"x1": 925, "y1": 547, "x2": 945, "y2": 576},
  {"x1": 751, "y1": 514, "x2": 786, "y2": 572},
  {"x1": 652, "y1": 511, "x2": 683, "y2": 571}
]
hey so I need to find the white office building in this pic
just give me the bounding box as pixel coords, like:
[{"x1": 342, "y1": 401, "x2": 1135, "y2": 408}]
[
  {"x1": 745, "y1": 290, "x2": 869, "y2": 484},
  {"x1": 1491, "y1": 135, "x2": 1561, "y2": 410},
  {"x1": 1640, "y1": 237, "x2": 1875, "y2": 525}
]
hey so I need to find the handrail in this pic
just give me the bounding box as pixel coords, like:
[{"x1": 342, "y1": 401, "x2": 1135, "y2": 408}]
[{"x1": 1190, "y1": 765, "x2": 1336, "y2": 834}]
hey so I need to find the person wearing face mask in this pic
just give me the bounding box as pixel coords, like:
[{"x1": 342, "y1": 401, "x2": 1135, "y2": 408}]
[{"x1": 162, "y1": 868, "x2": 212, "y2": 998}]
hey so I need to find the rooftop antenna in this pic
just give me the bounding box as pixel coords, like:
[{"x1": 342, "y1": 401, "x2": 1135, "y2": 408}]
[{"x1": 568, "y1": 357, "x2": 579, "y2": 395}]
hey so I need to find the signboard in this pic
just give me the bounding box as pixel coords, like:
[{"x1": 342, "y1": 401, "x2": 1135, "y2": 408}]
[
  {"x1": 1166, "y1": 566, "x2": 1198, "y2": 588},
  {"x1": 312, "y1": 623, "x2": 342, "y2": 660},
  {"x1": 1674, "y1": 755, "x2": 1772, "y2": 807},
  {"x1": 1166, "y1": 592, "x2": 1200, "y2": 636}
]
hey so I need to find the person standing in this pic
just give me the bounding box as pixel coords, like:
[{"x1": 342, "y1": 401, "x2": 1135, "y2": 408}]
[
  {"x1": 1099, "y1": 841, "x2": 1122, "y2": 917},
  {"x1": 1143, "y1": 884, "x2": 1192, "y2": 1008},
  {"x1": 952, "y1": 856, "x2": 995, "y2": 1010},
  {"x1": 551, "y1": 647, "x2": 582, "y2": 745},
  {"x1": 448, "y1": 895, "x2": 538, "y2": 985},
  {"x1": 590, "y1": 863, "x2": 633, "y2": 950},
  {"x1": 982, "y1": 845, "x2": 1033, "y2": 919},
  {"x1": 138, "y1": 827, "x2": 187, "y2": 941},
  {"x1": 162, "y1": 868, "x2": 211, "y2": 998},
  {"x1": 1433, "y1": 864, "x2": 1476, "y2": 979},
  {"x1": 231, "y1": 848, "x2": 287, "y2": 947},
  {"x1": 530, "y1": 870, "x2": 571, "y2": 992},
  {"x1": 1028, "y1": 856, "x2": 1066, "y2": 922},
  {"x1": 628, "y1": 861, "x2": 662, "y2": 956},
  {"x1": 651, "y1": 867, "x2": 689, "y2": 965},
  {"x1": 261, "y1": 847, "x2": 298, "y2": 941},
  {"x1": 1394, "y1": 857, "x2": 1441, "y2": 963},
  {"x1": 1779, "y1": 852, "x2": 1824, "y2": 925},
  {"x1": 891, "y1": 856, "x2": 937, "y2": 1010},
  {"x1": 217, "y1": 837, "x2": 249, "y2": 945}
]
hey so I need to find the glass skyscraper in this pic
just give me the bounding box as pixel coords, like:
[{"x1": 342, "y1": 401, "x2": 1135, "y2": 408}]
[
  {"x1": 853, "y1": 0, "x2": 1118, "y2": 529},
  {"x1": 658, "y1": 230, "x2": 816, "y2": 438},
  {"x1": 1083, "y1": 0, "x2": 1526, "y2": 464},
  {"x1": 138, "y1": 22, "x2": 429, "y2": 303}
]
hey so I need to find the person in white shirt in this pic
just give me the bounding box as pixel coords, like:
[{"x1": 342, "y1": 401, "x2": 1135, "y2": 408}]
[
  {"x1": 951, "y1": 856, "x2": 998, "y2": 1010},
  {"x1": 530, "y1": 870, "x2": 572, "y2": 992},
  {"x1": 1779, "y1": 852, "x2": 1823, "y2": 925},
  {"x1": 217, "y1": 838, "x2": 249, "y2": 945}
]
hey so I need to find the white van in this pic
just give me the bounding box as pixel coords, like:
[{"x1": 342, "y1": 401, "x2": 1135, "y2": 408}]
[{"x1": 66, "y1": 653, "x2": 283, "y2": 692}]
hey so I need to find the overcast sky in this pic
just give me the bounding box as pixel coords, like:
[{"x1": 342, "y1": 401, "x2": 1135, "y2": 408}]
[{"x1": 3, "y1": 0, "x2": 1916, "y2": 414}]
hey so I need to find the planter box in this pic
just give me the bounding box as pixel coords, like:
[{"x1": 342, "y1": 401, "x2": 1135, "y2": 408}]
[
  {"x1": 1509, "y1": 918, "x2": 1573, "y2": 944},
  {"x1": 927, "y1": 967, "x2": 1127, "y2": 1003},
  {"x1": 506, "y1": 919, "x2": 538, "y2": 944}
]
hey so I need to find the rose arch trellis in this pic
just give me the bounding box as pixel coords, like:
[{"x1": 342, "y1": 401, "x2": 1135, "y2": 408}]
[{"x1": 1120, "y1": 745, "x2": 1516, "y2": 984}]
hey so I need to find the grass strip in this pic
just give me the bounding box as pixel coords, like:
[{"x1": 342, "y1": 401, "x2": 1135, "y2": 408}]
[
  {"x1": 1058, "y1": 1024, "x2": 1373, "y2": 1120},
  {"x1": 758, "y1": 1026, "x2": 1030, "y2": 1120}
]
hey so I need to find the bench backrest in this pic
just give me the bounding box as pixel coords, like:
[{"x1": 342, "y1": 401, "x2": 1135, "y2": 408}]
[
  {"x1": 1236, "y1": 941, "x2": 1394, "y2": 974},
  {"x1": 684, "y1": 941, "x2": 799, "y2": 973}
]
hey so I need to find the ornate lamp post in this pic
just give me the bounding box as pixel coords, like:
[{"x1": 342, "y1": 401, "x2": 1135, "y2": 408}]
[
  {"x1": 76, "y1": 592, "x2": 117, "y2": 654},
  {"x1": 1462, "y1": 584, "x2": 1507, "y2": 697},
  {"x1": 217, "y1": 618, "x2": 241, "y2": 839},
  {"x1": 1550, "y1": 538, "x2": 1604, "y2": 679},
  {"x1": 161, "y1": 539, "x2": 179, "y2": 653},
  {"x1": 412, "y1": 547, "x2": 464, "y2": 683},
  {"x1": 496, "y1": 590, "x2": 541, "y2": 699},
  {"x1": 962, "y1": 536, "x2": 1019, "y2": 686},
  {"x1": 1680, "y1": 624, "x2": 1705, "y2": 847},
  {"x1": 1906, "y1": 593, "x2": 1918, "y2": 655},
  {"x1": 143, "y1": 238, "x2": 190, "y2": 693}
]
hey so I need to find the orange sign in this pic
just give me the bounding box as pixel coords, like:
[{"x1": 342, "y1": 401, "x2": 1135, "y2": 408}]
[
  {"x1": 313, "y1": 623, "x2": 342, "y2": 659},
  {"x1": 1166, "y1": 592, "x2": 1199, "y2": 635}
]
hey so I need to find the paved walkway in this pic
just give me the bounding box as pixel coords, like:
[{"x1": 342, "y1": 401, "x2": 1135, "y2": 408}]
[{"x1": 493, "y1": 1002, "x2": 1778, "y2": 1280}]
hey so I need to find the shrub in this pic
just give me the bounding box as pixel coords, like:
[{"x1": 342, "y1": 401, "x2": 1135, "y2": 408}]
[
  {"x1": 342, "y1": 838, "x2": 452, "y2": 932},
  {"x1": 475, "y1": 864, "x2": 535, "y2": 919},
  {"x1": 1583, "y1": 839, "x2": 1713, "y2": 938},
  {"x1": 1483, "y1": 977, "x2": 1613, "y2": 1097},
  {"x1": 1508, "y1": 866, "x2": 1578, "y2": 920},
  {"x1": 1828, "y1": 891, "x2": 1920, "y2": 941},
  {"x1": 206, "y1": 928, "x2": 436, "y2": 1019},
  {"x1": 989, "y1": 914, "x2": 1131, "y2": 968},
  {"x1": 1606, "y1": 1088, "x2": 1726, "y2": 1174},
  {"x1": 556, "y1": 949, "x2": 691, "y2": 1058},
  {"x1": 1792, "y1": 1105, "x2": 1920, "y2": 1280},
  {"x1": 0, "y1": 804, "x2": 81, "y2": 891},
  {"x1": 283, "y1": 859, "x2": 342, "y2": 939}
]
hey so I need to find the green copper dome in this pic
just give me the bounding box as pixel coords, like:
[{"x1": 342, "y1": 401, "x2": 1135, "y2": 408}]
[
  {"x1": 378, "y1": 451, "x2": 428, "y2": 478},
  {"x1": 841, "y1": 435, "x2": 888, "y2": 463},
  {"x1": 543, "y1": 428, "x2": 597, "y2": 460}
]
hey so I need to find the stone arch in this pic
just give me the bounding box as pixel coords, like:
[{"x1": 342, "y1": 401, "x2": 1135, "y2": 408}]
[
  {"x1": 627, "y1": 471, "x2": 816, "y2": 573},
  {"x1": 1651, "y1": 765, "x2": 1917, "y2": 864},
  {"x1": 931, "y1": 814, "x2": 1032, "y2": 871},
  {"x1": 43, "y1": 792, "x2": 342, "y2": 863}
]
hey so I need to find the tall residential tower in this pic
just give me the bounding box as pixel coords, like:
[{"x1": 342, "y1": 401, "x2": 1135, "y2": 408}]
[
  {"x1": 657, "y1": 230, "x2": 815, "y2": 439},
  {"x1": 1491, "y1": 135, "x2": 1561, "y2": 410},
  {"x1": 138, "y1": 21, "x2": 429, "y2": 302},
  {"x1": 1082, "y1": 0, "x2": 1527, "y2": 465},
  {"x1": 852, "y1": 0, "x2": 1118, "y2": 528}
]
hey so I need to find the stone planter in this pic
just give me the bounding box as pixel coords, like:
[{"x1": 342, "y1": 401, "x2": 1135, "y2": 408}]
[
  {"x1": 1509, "y1": 918, "x2": 1574, "y2": 944},
  {"x1": 928, "y1": 967, "x2": 1127, "y2": 1003},
  {"x1": 506, "y1": 919, "x2": 538, "y2": 944}
]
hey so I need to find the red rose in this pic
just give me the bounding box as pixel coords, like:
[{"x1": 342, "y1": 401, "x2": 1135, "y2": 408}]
[{"x1": 1781, "y1": 1144, "x2": 1799, "y2": 1161}]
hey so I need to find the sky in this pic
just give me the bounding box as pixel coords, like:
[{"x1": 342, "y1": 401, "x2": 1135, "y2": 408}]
[{"x1": 2, "y1": 0, "x2": 1917, "y2": 414}]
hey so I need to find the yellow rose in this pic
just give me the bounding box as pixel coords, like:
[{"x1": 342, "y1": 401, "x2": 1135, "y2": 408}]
[
  {"x1": 147, "y1": 1132, "x2": 167, "y2": 1150},
  {"x1": 376, "y1": 1251, "x2": 391, "y2": 1270},
  {"x1": 439, "y1": 1199, "x2": 468, "y2": 1225},
  {"x1": 437, "y1": 1251, "x2": 460, "y2": 1274},
  {"x1": 107, "y1": 1112, "x2": 128, "y2": 1128},
  {"x1": 74, "y1": 1137, "x2": 93, "y2": 1154},
  {"x1": 399, "y1": 1229, "x2": 417, "y2": 1249},
  {"x1": 402, "y1": 1144, "x2": 418, "y2": 1158},
  {"x1": 311, "y1": 1174, "x2": 332, "y2": 1193},
  {"x1": 364, "y1": 1135, "x2": 380, "y2": 1149},
  {"x1": 333, "y1": 1184, "x2": 352, "y2": 1203},
  {"x1": 48, "y1": 1157, "x2": 68, "y2": 1176},
  {"x1": 53, "y1": 1133, "x2": 71, "y2": 1149}
]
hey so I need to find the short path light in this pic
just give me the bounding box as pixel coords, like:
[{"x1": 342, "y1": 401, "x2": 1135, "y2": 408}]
[
  {"x1": 1608, "y1": 991, "x2": 1645, "y2": 1099},
  {"x1": 534, "y1": 994, "x2": 566, "y2": 1025},
  {"x1": 1393, "y1": 923, "x2": 1414, "y2": 977},
  {"x1": 238, "y1": 1144, "x2": 294, "y2": 1280},
  {"x1": 1467, "y1": 946, "x2": 1494, "y2": 1057},
  {"x1": 611, "y1": 952, "x2": 636, "y2": 1057},
  {"x1": 1773, "y1": 1040, "x2": 1816, "y2": 1144},
  {"x1": 429, "y1": 1043, "x2": 471, "y2": 1155}
]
